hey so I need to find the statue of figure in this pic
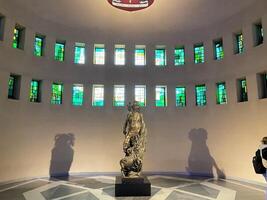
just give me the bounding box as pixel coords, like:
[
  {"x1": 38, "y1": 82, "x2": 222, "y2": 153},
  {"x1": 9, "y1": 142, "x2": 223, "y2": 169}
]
[{"x1": 120, "y1": 101, "x2": 147, "y2": 178}]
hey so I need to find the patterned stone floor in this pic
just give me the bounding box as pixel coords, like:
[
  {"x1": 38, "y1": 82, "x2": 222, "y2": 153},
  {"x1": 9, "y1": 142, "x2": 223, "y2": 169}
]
[{"x1": 0, "y1": 175, "x2": 265, "y2": 200}]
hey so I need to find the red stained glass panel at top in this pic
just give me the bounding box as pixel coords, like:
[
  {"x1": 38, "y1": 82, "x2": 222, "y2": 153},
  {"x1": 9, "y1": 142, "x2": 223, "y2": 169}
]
[{"x1": 107, "y1": 0, "x2": 154, "y2": 11}]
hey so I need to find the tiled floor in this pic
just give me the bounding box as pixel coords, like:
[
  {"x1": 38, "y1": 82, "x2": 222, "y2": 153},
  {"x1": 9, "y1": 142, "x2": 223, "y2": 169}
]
[{"x1": 0, "y1": 175, "x2": 265, "y2": 199}]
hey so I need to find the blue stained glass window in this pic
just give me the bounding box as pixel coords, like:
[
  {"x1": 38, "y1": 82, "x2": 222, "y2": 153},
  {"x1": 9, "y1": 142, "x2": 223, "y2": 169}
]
[
  {"x1": 135, "y1": 48, "x2": 146, "y2": 66},
  {"x1": 194, "y1": 44, "x2": 205, "y2": 64},
  {"x1": 114, "y1": 85, "x2": 125, "y2": 107},
  {"x1": 214, "y1": 40, "x2": 224, "y2": 60},
  {"x1": 72, "y1": 84, "x2": 84, "y2": 106},
  {"x1": 74, "y1": 43, "x2": 85, "y2": 64},
  {"x1": 174, "y1": 47, "x2": 185, "y2": 66},
  {"x1": 216, "y1": 82, "x2": 227, "y2": 105},
  {"x1": 156, "y1": 86, "x2": 167, "y2": 107},
  {"x1": 155, "y1": 49, "x2": 166, "y2": 66},
  {"x1": 94, "y1": 47, "x2": 105, "y2": 65},
  {"x1": 135, "y1": 85, "x2": 146, "y2": 107},
  {"x1": 176, "y1": 87, "x2": 186, "y2": 107},
  {"x1": 51, "y1": 83, "x2": 63, "y2": 105},
  {"x1": 195, "y1": 85, "x2": 207, "y2": 106},
  {"x1": 115, "y1": 46, "x2": 125, "y2": 65},
  {"x1": 92, "y1": 85, "x2": 104, "y2": 107}
]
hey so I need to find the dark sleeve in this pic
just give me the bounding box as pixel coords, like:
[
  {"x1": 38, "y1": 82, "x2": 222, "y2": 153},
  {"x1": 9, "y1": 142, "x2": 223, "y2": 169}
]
[
  {"x1": 256, "y1": 149, "x2": 260, "y2": 157},
  {"x1": 262, "y1": 148, "x2": 267, "y2": 160}
]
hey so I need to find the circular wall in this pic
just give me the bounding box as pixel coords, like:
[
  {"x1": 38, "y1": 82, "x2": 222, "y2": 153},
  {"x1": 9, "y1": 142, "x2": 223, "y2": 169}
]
[{"x1": 0, "y1": 0, "x2": 267, "y2": 183}]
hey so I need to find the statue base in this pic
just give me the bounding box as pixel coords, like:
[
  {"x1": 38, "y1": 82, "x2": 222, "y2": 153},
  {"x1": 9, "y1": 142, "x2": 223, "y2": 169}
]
[{"x1": 115, "y1": 176, "x2": 151, "y2": 197}]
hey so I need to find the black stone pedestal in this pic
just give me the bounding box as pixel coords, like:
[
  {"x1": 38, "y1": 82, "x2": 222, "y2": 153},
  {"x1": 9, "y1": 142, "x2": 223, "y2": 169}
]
[{"x1": 115, "y1": 176, "x2": 151, "y2": 197}]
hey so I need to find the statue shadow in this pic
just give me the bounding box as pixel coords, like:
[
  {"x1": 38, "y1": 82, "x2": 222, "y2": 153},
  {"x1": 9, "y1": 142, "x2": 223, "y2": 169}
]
[
  {"x1": 186, "y1": 128, "x2": 226, "y2": 179},
  {"x1": 49, "y1": 133, "x2": 75, "y2": 180}
]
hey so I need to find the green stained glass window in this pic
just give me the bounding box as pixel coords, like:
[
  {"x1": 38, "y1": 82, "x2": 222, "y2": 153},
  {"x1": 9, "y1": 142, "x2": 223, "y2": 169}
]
[
  {"x1": 176, "y1": 87, "x2": 186, "y2": 107},
  {"x1": 92, "y1": 85, "x2": 104, "y2": 107},
  {"x1": 8, "y1": 76, "x2": 15, "y2": 98},
  {"x1": 94, "y1": 47, "x2": 105, "y2": 65},
  {"x1": 239, "y1": 79, "x2": 248, "y2": 102},
  {"x1": 174, "y1": 47, "x2": 185, "y2": 66},
  {"x1": 255, "y1": 23, "x2": 264, "y2": 46},
  {"x1": 115, "y1": 46, "x2": 125, "y2": 65},
  {"x1": 156, "y1": 86, "x2": 167, "y2": 107},
  {"x1": 236, "y1": 34, "x2": 244, "y2": 54},
  {"x1": 13, "y1": 28, "x2": 20, "y2": 49},
  {"x1": 51, "y1": 83, "x2": 63, "y2": 105},
  {"x1": 135, "y1": 85, "x2": 146, "y2": 107},
  {"x1": 74, "y1": 43, "x2": 85, "y2": 64},
  {"x1": 114, "y1": 85, "x2": 125, "y2": 107},
  {"x1": 72, "y1": 84, "x2": 84, "y2": 106},
  {"x1": 155, "y1": 49, "x2": 166, "y2": 66},
  {"x1": 194, "y1": 44, "x2": 205, "y2": 64},
  {"x1": 216, "y1": 82, "x2": 227, "y2": 105},
  {"x1": 30, "y1": 80, "x2": 41, "y2": 103},
  {"x1": 54, "y1": 42, "x2": 65, "y2": 61},
  {"x1": 8, "y1": 74, "x2": 20, "y2": 100},
  {"x1": 34, "y1": 36, "x2": 44, "y2": 57},
  {"x1": 135, "y1": 48, "x2": 146, "y2": 66},
  {"x1": 195, "y1": 85, "x2": 206, "y2": 106},
  {"x1": 214, "y1": 40, "x2": 224, "y2": 60}
]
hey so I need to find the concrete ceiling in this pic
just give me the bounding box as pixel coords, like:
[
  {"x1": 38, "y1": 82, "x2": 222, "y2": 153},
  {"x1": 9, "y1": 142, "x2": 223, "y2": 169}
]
[{"x1": 0, "y1": 0, "x2": 260, "y2": 33}]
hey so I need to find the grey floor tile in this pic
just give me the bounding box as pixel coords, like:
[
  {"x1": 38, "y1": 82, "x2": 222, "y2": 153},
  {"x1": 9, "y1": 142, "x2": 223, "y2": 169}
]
[
  {"x1": 166, "y1": 191, "x2": 209, "y2": 200},
  {"x1": 227, "y1": 179, "x2": 266, "y2": 191},
  {"x1": 61, "y1": 191, "x2": 99, "y2": 200},
  {"x1": 209, "y1": 180, "x2": 265, "y2": 200},
  {"x1": 71, "y1": 178, "x2": 113, "y2": 189},
  {"x1": 0, "y1": 180, "x2": 33, "y2": 191},
  {"x1": 179, "y1": 183, "x2": 219, "y2": 198},
  {"x1": 0, "y1": 180, "x2": 50, "y2": 200},
  {"x1": 150, "y1": 177, "x2": 193, "y2": 188},
  {"x1": 41, "y1": 185, "x2": 85, "y2": 200}
]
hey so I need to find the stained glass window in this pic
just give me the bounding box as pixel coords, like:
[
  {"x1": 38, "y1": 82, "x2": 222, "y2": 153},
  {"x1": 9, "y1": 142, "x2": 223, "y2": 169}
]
[
  {"x1": 238, "y1": 79, "x2": 248, "y2": 102},
  {"x1": 216, "y1": 82, "x2": 227, "y2": 105},
  {"x1": 254, "y1": 23, "x2": 264, "y2": 46},
  {"x1": 92, "y1": 85, "x2": 104, "y2": 107},
  {"x1": 72, "y1": 84, "x2": 84, "y2": 106},
  {"x1": 257, "y1": 73, "x2": 267, "y2": 99},
  {"x1": 194, "y1": 44, "x2": 205, "y2": 64},
  {"x1": 114, "y1": 85, "x2": 125, "y2": 107},
  {"x1": 155, "y1": 49, "x2": 166, "y2": 66},
  {"x1": 74, "y1": 43, "x2": 85, "y2": 64},
  {"x1": 236, "y1": 33, "x2": 244, "y2": 54},
  {"x1": 135, "y1": 48, "x2": 146, "y2": 66},
  {"x1": 51, "y1": 83, "x2": 63, "y2": 105},
  {"x1": 30, "y1": 80, "x2": 41, "y2": 103},
  {"x1": 174, "y1": 47, "x2": 185, "y2": 66},
  {"x1": 0, "y1": 16, "x2": 5, "y2": 41},
  {"x1": 176, "y1": 87, "x2": 186, "y2": 107},
  {"x1": 94, "y1": 46, "x2": 105, "y2": 65},
  {"x1": 195, "y1": 85, "x2": 206, "y2": 106},
  {"x1": 156, "y1": 86, "x2": 167, "y2": 107},
  {"x1": 13, "y1": 27, "x2": 21, "y2": 49},
  {"x1": 115, "y1": 46, "x2": 125, "y2": 65},
  {"x1": 8, "y1": 75, "x2": 15, "y2": 99},
  {"x1": 135, "y1": 85, "x2": 146, "y2": 107},
  {"x1": 214, "y1": 40, "x2": 224, "y2": 60},
  {"x1": 54, "y1": 42, "x2": 65, "y2": 61},
  {"x1": 8, "y1": 74, "x2": 20, "y2": 100},
  {"x1": 34, "y1": 36, "x2": 44, "y2": 57}
]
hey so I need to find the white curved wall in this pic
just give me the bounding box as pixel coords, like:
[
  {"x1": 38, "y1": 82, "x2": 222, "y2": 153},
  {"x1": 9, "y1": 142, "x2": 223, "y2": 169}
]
[{"x1": 0, "y1": 1, "x2": 267, "y2": 183}]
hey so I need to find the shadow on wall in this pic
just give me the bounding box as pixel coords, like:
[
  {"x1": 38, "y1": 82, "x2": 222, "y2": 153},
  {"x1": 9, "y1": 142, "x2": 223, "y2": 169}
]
[
  {"x1": 49, "y1": 133, "x2": 75, "y2": 180},
  {"x1": 186, "y1": 128, "x2": 226, "y2": 179}
]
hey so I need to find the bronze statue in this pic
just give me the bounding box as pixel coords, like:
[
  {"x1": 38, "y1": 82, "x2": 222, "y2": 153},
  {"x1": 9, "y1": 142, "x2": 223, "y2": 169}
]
[{"x1": 120, "y1": 101, "x2": 147, "y2": 178}]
